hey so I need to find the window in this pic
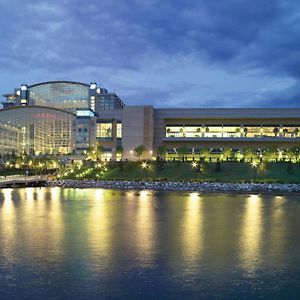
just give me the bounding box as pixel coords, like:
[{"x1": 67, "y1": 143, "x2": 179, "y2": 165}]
[
  {"x1": 165, "y1": 124, "x2": 300, "y2": 139},
  {"x1": 97, "y1": 122, "x2": 112, "y2": 139},
  {"x1": 117, "y1": 123, "x2": 122, "y2": 138}
]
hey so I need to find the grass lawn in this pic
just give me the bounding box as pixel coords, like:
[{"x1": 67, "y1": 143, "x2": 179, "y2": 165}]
[{"x1": 63, "y1": 161, "x2": 300, "y2": 183}]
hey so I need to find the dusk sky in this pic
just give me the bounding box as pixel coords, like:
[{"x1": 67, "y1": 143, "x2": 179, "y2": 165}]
[{"x1": 0, "y1": 0, "x2": 300, "y2": 108}]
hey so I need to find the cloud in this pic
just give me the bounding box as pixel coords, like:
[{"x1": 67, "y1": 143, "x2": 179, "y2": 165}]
[{"x1": 0, "y1": 0, "x2": 300, "y2": 107}]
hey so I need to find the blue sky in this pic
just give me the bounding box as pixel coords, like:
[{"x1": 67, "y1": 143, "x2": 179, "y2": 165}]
[{"x1": 0, "y1": 0, "x2": 300, "y2": 107}]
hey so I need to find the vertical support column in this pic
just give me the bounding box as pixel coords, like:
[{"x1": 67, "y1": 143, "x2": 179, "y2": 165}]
[{"x1": 201, "y1": 124, "x2": 205, "y2": 138}]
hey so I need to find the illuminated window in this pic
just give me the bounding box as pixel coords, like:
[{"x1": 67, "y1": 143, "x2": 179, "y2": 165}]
[
  {"x1": 117, "y1": 123, "x2": 122, "y2": 138},
  {"x1": 97, "y1": 123, "x2": 112, "y2": 139},
  {"x1": 165, "y1": 124, "x2": 300, "y2": 139}
]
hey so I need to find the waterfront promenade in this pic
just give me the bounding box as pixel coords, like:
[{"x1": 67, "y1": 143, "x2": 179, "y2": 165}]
[{"x1": 0, "y1": 175, "x2": 48, "y2": 187}]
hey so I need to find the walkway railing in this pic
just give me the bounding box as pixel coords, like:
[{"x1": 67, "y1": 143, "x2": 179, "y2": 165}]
[{"x1": 0, "y1": 175, "x2": 48, "y2": 186}]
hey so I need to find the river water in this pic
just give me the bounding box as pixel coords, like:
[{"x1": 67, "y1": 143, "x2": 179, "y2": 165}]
[{"x1": 0, "y1": 188, "x2": 299, "y2": 299}]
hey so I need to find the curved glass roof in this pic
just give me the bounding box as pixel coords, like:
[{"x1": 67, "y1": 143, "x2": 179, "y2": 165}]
[{"x1": 27, "y1": 81, "x2": 89, "y2": 112}]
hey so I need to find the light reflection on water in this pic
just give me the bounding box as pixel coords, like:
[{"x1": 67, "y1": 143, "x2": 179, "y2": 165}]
[
  {"x1": 0, "y1": 188, "x2": 300, "y2": 299},
  {"x1": 240, "y1": 194, "x2": 263, "y2": 272},
  {"x1": 134, "y1": 191, "x2": 156, "y2": 267},
  {"x1": 182, "y1": 193, "x2": 203, "y2": 267}
]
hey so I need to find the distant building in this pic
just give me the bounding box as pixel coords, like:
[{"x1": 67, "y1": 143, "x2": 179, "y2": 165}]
[{"x1": 1, "y1": 80, "x2": 300, "y2": 160}]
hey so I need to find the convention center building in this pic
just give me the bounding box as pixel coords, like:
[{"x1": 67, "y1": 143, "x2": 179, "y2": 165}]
[{"x1": 1, "y1": 81, "x2": 300, "y2": 160}]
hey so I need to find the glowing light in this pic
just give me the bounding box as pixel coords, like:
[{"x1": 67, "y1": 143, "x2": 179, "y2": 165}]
[
  {"x1": 141, "y1": 162, "x2": 148, "y2": 169},
  {"x1": 189, "y1": 192, "x2": 200, "y2": 201},
  {"x1": 251, "y1": 161, "x2": 258, "y2": 167},
  {"x1": 191, "y1": 161, "x2": 197, "y2": 168},
  {"x1": 182, "y1": 193, "x2": 203, "y2": 267},
  {"x1": 95, "y1": 189, "x2": 104, "y2": 199},
  {"x1": 140, "y1": 190, "x2": 148, "y2": 199},
  {"x1": 135, "y1": 190, "x2": 156, "y2": 267},
  {"x1": 240, "y1": 194, "x2": 262, "y2": 271}
]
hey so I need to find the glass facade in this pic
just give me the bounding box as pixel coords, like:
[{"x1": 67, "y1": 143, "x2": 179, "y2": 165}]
[
  {"x1": 28, "y1": 82, "x2": 89, "y2": 112},
  {"x1": 97, "y1": 122, "x2": 113, "y2": 140},
  {"x1": 33, "y1": 119, "x2": 73, "y2": 154},
  {"x1": 2, "y1": 81, "x2": 127, "y2": 156},
  {"x1": 0, "y1": 107, "x2": 75, "y2": 155},
  {"x1": 96, "y1": 94, "x2": 123, "y2": 111},
  {"x1": 0, "y1": 123, "x2": 21, "y2": 155},
  {"x1": 165, "y1": 125, "x2": 300, "y2": 139},
  {"x1": 76, "y1": 120, "x2": 90, "y2": 145}
]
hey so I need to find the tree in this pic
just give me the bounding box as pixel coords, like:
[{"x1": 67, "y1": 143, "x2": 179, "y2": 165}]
[
  {"x1": 200, "y1": 148, "x2": 211, "y2": 161},
  {"x1": 263, "y1": 147, "x2": 278, "y2": 162},
  {"x1": 285, "y1": 147, "x2": 299, "y2": 161},
  {"x1": 243, "y1": 148, "x2": 257, "y2": 161},
  {"x1": 86, "y1": 144, "x2": 104, "y2": 161},
  {"x1": 283, "y1": 128, "x2": 288, "y2": 137},
  {"x1": 177, "y1": 146, "x2": 188, "y2": 161},
  {"x1": 273, "y1": 127, "x2": 279, "y2": 137},
  {"x1": 166, "y1": 128, "x2": 171, "y2": 137},
  {"x1": 294, "y1": 128, "x2": 299, "y2": 137},
  {"x1": 156, "y1": 145, "x2": 167, "y2": 158},
  {"x1": 222, "y1": 148, "x2": 233, "y2": 161},
  {"x1": 243, "y1": 127, "x2": 248, "y2": 137},
  {"x1": 86, "y1": 146, "x2": 96, "y2": 160},
  {"x1": 291, "y1": 147, "x2": 300, "y2": 161},
  {"x1": 179, "y1": 127, "x2": 185, "y2": 137},
  {"x1": 96, "y1": 144, "x2": 104, "y2": 160},
  {"x1": 134, "y1": 145, "x2": 146, "y2": 160}
]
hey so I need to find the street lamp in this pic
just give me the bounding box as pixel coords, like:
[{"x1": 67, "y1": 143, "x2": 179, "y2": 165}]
[
  {"x1": 191, "y1": 161, "x2": 197, "y2": 168},
  {"x1": 251, "y1": 161, "x2": 258, "y2": 168},
  {"x1": 141, "y1": 162, "x2": 148, "y2": 169},
  {"x1": 141, "y1": 162, "x2": 149, "y2": 178}
]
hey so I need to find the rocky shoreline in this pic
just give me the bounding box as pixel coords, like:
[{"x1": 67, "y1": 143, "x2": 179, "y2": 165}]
[{"x1": 47, "y1": 179, "x2": 300, "y2": 194}]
